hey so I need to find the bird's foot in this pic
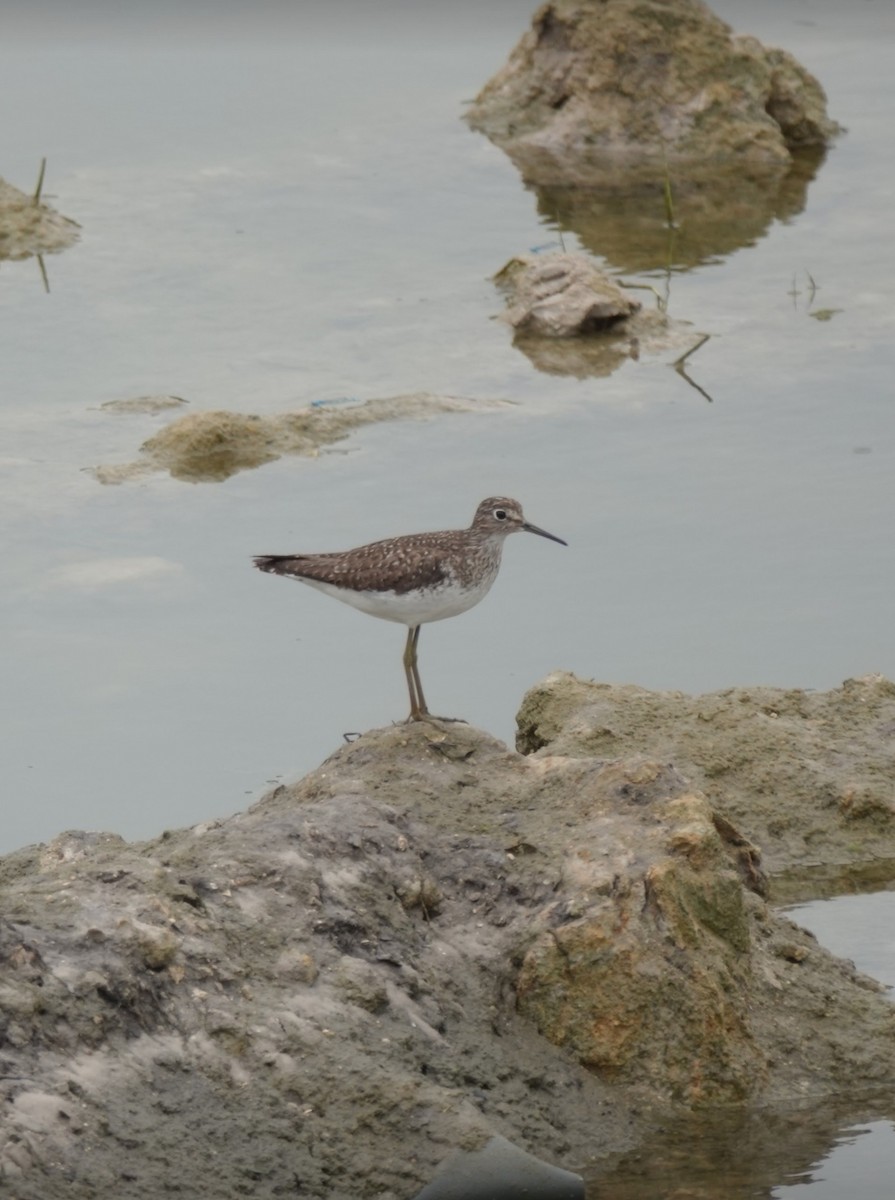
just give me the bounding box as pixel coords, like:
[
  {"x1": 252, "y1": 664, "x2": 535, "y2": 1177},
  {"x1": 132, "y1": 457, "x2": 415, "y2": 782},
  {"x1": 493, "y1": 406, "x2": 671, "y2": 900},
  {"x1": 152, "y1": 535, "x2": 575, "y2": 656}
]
[{"x1": 406, "y1": 711, "x2": 468, "y2": 726}]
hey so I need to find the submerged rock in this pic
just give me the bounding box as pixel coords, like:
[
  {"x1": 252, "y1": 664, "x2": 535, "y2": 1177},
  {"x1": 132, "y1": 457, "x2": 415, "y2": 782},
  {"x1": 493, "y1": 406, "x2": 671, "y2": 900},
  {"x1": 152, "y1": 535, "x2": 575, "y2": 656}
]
[
  {"x1": 89, "y1": 393, "x2": 506, "y2": 484},
  {"x1": 99, "y1": 395, "x2": 189, "y2": 415},
  {"x1": 2, "y1": 703, "x2": 895, "y2": 1196},
  {"x1": 467, "y1": 0, "x2": 841, "y2": 186},
  {"x1": 0, "y1": 175, "x2": 79, "y2": 261}
]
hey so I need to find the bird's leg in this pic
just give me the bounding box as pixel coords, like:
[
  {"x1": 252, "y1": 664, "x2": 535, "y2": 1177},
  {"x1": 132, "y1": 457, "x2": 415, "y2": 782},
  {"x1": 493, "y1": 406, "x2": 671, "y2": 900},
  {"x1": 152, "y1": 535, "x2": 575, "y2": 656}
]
[
  {"x1": 402, "y1": 626, "x2": 419, "y2": 719},
  {"x1": 409, "y1": 625, "x2": 430, "y2": 718},
  {"x1": 403, "y1": 627, "x2": 467, "y2": 725},
  {"x1": 403, "y1": 625, "x2": 429, "y2": 720}
]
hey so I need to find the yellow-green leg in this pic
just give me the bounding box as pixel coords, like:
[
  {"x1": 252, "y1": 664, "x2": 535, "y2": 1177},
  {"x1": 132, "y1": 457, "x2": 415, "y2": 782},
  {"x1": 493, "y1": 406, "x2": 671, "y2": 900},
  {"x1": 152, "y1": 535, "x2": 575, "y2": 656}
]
[{"x1": 403, "y1": 625, "x2": 429, "y2": 721}]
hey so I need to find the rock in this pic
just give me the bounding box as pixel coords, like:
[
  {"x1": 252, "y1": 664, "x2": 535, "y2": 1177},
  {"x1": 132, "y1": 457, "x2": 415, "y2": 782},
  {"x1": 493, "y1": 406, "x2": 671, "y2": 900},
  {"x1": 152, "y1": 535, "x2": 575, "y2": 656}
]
[
  {"x1": 466, "y1": 0, "x2": 841, "y2": 185},
  {"x1": 495, "y1": 253, "x2": 640, "y2": 338},
  {"x1": 333, "y1": 954, "x2": 390, "y2": 1013},
  {"x1": 492, "y1": 251, "x2": 699, "y2": 378},
  {"x1": 274, "y1": 947, "x2": 320, "y2": 983},
  {"x1": 516, "y1": 672, "x2": 895, "y2": 890},
  {"x1": 465, "y1": 1, "x2": 837, "y2": 272},
  {"x1": 515, "y1": 784, "x2": 764, "y2": 1103},
  {"x1": 2, "y1": 713, "x2": 895, "y2": 1196}
]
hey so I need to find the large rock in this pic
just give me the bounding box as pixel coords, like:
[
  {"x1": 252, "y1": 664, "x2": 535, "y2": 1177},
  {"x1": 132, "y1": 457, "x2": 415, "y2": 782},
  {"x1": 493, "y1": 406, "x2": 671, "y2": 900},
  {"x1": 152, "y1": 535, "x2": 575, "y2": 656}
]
[
  {"x1": 466, "y1": 0, "x2": 840, "y2": 185},
  {"x1": 3, "y1": 712, "x2": 895, "y2": 1197}
]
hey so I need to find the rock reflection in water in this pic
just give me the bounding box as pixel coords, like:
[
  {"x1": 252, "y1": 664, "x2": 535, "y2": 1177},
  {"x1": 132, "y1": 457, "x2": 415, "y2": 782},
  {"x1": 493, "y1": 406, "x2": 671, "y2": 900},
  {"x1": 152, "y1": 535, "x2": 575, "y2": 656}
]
[
  {"x1": 584, "y1": 1102, "x2": 895, "y2": 1199},
  {"x1": 521, "y1": 148, "x2": 826, "y2": 274}
]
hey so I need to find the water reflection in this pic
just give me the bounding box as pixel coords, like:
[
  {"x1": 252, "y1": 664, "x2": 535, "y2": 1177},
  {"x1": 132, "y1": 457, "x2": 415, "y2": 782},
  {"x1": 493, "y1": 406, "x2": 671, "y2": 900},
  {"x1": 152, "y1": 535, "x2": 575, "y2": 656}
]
[
  {"x1": 507, "y1": 311, "x2": 713, "y2": 398},
  {"x1": 518, "y1": 148, "x2": 826, "y2": 273},
  {"x1": 773, "y1": 1120, "x2": 895, "y2": 1200},
  {"x1": 772, "y1": 863, "x2": 895, "y2": 906},
  {"x1": 486, "y1": 147, "x2": 822, "y2": 381},
  {"x1": 584, "y1": 1102, "x2": 895, "y2": 1199},
  {"x1": 508, "y1": 324, "x2": 638, "y2": 379}
]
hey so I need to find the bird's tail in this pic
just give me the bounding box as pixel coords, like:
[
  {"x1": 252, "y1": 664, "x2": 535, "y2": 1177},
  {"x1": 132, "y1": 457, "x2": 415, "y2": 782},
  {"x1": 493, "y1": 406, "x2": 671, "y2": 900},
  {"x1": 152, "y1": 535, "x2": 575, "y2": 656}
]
[
  {"x1": 254, "y1": 555, "x2": 316, "y2": 580},
  {"x1": 253, "y1": 555, "x2": 290, "y2": 574}
]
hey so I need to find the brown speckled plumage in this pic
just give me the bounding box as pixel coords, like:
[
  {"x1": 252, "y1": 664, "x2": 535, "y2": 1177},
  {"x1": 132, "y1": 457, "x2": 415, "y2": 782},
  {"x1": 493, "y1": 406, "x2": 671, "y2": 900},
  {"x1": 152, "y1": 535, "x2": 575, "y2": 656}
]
[
  {"x1": 253, "y1": 497, "x2": 566, "y2": 721},
  {"x1": 254, "y1": 531, "x2": 455, "y2": 596}
]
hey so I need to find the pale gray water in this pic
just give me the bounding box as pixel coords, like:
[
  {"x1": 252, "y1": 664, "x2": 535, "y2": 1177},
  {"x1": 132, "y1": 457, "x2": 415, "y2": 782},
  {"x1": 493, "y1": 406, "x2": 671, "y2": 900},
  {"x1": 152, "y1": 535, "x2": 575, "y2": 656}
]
[
  {"x1": 2, "y1": 2, "x2": 895, "y2": 1191},
  {"x1": 788, "y1": 891, "x2": 895, "y2": 995},
  {"x1": 773, "y1": 1121, "x2": 895, "y2": 1199}
]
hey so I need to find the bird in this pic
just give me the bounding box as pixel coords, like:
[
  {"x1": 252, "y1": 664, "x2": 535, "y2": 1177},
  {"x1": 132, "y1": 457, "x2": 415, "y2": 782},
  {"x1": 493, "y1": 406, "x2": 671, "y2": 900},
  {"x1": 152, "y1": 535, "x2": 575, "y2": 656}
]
[{"x1": 253, "y1": 496, "x2": 567, "y2": 722}]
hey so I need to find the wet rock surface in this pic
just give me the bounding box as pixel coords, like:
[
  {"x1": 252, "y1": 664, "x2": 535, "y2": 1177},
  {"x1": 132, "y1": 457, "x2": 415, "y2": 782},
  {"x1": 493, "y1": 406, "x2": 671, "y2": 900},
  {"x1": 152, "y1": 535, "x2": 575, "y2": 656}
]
[
  {"x1": 3, "y1": 690, "x2": 895, "y2": 1198},
  {"x1": 466, "y1": 0, "x2": 841, "y2": 187}
]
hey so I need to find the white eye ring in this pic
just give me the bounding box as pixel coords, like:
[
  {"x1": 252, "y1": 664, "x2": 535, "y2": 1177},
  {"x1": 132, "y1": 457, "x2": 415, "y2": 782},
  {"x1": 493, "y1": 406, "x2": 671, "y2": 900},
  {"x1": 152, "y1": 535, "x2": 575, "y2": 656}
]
[{"x1": 494, "y1": 508, "x2": 507, "y2": 520}]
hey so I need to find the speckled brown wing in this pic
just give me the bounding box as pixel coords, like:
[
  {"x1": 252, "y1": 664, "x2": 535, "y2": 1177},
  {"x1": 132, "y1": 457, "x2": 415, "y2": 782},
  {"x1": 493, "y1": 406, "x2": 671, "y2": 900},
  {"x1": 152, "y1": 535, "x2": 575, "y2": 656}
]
[{"x1": 253, "y1": 530, "x2": 461, "y2": 596}]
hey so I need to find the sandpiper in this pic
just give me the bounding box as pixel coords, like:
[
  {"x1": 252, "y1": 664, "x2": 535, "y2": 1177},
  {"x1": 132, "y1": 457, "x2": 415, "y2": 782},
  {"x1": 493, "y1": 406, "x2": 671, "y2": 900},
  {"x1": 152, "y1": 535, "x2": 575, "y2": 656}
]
[{"x1": 253, "y1": 496, "x2": 566, "y2": 721}]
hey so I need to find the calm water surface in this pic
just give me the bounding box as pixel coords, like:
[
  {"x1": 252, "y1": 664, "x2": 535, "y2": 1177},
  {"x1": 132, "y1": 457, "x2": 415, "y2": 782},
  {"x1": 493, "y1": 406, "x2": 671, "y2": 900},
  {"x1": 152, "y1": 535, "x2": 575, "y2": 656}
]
[
  {"x1": 2, "y1": 2, "x2": 894, "y2": 1194},
  {"x1": 585, "y1": 1105, "x2": 895, "y2": 1199}
]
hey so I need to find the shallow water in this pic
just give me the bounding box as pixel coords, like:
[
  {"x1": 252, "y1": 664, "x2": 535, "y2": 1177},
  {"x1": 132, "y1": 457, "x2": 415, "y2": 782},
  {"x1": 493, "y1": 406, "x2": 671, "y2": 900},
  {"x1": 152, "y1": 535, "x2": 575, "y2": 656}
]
[
  {"x1": 584, "y1": 1104, "x2": 895, "y2": 1199},
  {"x1": 2, "y1": 2, "x2": 895, "y2": 1192},
  {"x1": 787, "y1": 890, "x2": 895, "y2": 996}
]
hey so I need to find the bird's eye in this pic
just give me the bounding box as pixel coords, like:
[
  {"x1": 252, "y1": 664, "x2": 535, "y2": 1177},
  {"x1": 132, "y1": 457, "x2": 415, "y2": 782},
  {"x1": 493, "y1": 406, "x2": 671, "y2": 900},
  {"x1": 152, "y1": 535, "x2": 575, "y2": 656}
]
[{"x1": 494, "y1": 508, "x2": 507, "y2": 520}]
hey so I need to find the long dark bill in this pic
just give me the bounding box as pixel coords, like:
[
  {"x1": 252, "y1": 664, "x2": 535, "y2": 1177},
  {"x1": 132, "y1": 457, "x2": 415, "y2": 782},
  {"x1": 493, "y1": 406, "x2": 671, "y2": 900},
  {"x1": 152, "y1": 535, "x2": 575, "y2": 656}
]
[{"x1": 521, "y1": 521, "x2": 567, "y2": 547}]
